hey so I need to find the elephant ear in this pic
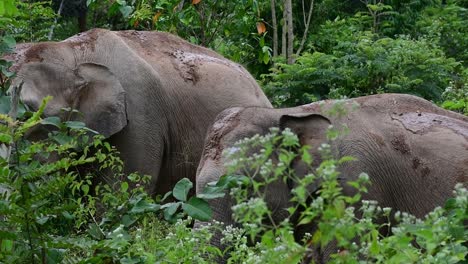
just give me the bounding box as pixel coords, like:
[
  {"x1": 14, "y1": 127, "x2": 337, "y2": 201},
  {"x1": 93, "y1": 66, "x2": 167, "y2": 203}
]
[
  {"x1": 279, "y1": 114, "x2": 331, "y2": 194},
  {"x1": 279, "y1": 113, "x2": 331, "y2": 148},
  {"x1": 75, "y1": 63, "x2": 127, "y2": 138}
]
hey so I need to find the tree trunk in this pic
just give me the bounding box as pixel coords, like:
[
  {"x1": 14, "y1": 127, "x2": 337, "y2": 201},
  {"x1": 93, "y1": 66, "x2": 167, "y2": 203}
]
[
  {"x1": 296, "y1": 0, "x2": 314, "y2": 56},
  {"x1": 78, "y1": 8, "x2": 87, "y2": 32},
  {"x1": 281, "y1": 1, "x2": 287, "y2": 59},
  {"x1": 286, "y1": 0, "x2": 294, "y2": 64},
  {"x1": 271, "y1": 0, "x2": 278, "y2": 57}
]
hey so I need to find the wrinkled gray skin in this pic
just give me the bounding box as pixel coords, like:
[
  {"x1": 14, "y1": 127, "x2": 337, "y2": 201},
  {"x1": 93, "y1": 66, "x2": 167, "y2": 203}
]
[
  {"x1": 7, "y1": 29, "x2": 272, "y2": 195},
  {"x1": 196, "y1": 93, "x2": 468, "y2": 262}
]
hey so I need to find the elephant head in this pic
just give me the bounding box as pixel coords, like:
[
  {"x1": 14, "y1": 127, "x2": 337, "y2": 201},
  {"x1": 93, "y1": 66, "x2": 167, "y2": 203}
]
[
  {"x1": 195, "y1": 107, "x2": 333, "y2": 228},
  {"x1": 11, "y1": 42, "x2": 127, "y2": 138}
]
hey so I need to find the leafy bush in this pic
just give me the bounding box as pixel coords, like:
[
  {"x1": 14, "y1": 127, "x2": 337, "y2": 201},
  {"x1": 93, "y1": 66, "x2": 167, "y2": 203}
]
[
  {"x1": 263, "y1": 23, "x2": 462, "y2": 106},
  {"x1": 5, "y1": 1, "x2": 57, "y2": 42},
  {"x1": 441, "y1": 70, "x2": 468, "y2": 115},
  {"x1": 416, "y1": 3, "x2": 468, "y2": 65}
]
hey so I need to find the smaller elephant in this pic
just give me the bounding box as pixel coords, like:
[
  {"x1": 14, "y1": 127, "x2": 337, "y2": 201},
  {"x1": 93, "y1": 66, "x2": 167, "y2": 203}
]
[{"x1": 195, "y1": 93, "x2": 468, "y2": 261}]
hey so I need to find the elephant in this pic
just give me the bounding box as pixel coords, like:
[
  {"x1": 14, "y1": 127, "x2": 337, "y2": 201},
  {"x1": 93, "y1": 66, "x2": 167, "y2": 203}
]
[
  {"x1": 6, "y1": 28, "x2": 272, "y2": 195},
  {"x1": 195, "y1": 93, "x2": 468, "y2": 261}
]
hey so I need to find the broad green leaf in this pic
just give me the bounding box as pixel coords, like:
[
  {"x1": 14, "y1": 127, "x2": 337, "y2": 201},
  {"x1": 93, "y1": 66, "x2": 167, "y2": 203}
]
[
  {"x1": 163, "y1": 202, "x2": 181, "y2": 221},
  {"x1": 121, "y1": 214, "x2": 137, "y2": 227},
  {"x1": 50, "y1": 132, "x2": 73, "y2": 145},
  {"x1": 129, "y1": 199, "x2": 160, "y2": 214},
  {"x1": 64, "y1": 121, "x2": 86, "y2": 129},
  {"x1": 41, "y1": 116, "x2": 61, "y2": 128},
  {"x1": 121, "y1": 182, "x2": 129, "y2": 192},
  {"x1": 0, "y1": 96, "x2": 11, "y2": 114},
  {"x1": 182, "y1": 197, "x2": 212, "y2": 221},
  {"x1": 172, "y1": 178, "x2": 193, "y2": 202},
  {"x1": 161, "y1": 191, "x2": 172, "y2": 201},
  {"x1": 197, "y1": 185, "x2": 225, "y2": 199}
]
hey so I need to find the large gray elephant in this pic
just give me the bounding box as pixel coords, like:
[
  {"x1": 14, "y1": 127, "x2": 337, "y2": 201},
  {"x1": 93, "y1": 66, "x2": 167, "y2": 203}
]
[
  {"x1": 7, "y1": 29, "x2": 272, "y2": 195},
  {"x1": 196, "y1": 93, "x2": 468, "y2": 260}
]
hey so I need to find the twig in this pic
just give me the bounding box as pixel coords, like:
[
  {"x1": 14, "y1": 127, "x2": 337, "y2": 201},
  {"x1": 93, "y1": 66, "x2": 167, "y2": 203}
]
[
  {"x1": 48, "y1": 0, "x2": 65, "y2": 40},
  {"x1": 296, "y1": 0, "x2": 314, "y2": 56}
]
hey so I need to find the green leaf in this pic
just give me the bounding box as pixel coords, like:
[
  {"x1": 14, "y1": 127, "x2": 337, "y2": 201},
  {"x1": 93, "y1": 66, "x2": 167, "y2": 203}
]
[
  {"x1": 46, "y1": 248, "x2": 65, "y2": 264},
  {"x1": 172, "y1": 178, "x2": 193, "y2": 202},
  {"x1": 120, "y1": 257, "x2": 142, "y2": 264},
  {"x1": 0, "y1": 239, "x2": 13, "y2": 252},
  {"x1": 61, "y1": 211, "x2": 74, "y2": 220},
  {"x1": 0, "y1": 96, "x2": 11, "y2": 114},
  {"x1": 36, "y1": 215, "x2": 50, "y2": 225},
  {"x1": 81, "y1": 184, "x2": 89, "y2": 195},
  {"x1": 64, "y1": 121, "x2": 86, "y2": 130},
  {"x1": 50, "y1": 132, "x2": 73, "y2": 145},
  {"x1": 121, "y1": 182, "x2": 129, "y2": 192},
  {"x1": 161, "y1": 191, "x2": 172, "y2": 202},
  {"x1": 301, "y1": 146, "x2": 313, "y2": 165},
  {"x1": 197, "y1": 185, "x2": 226, "y2": 199},
  {"x1": 41, "y1": 116, "x2": 62, "y2": 128},
  {"x1": 0, "y1": 133, "x2": 12, "y2": 143},
  {"x1": 182, "y1": 197, "x2": 212, "y2": 221},
  {"x1": 163, "y1": 202, "x2": 181, "y2": 221},
  {"x1": 129, "y1": 199, "x2": 160, "y2": 214},
  {"x1": 87, "y1": 223, "x2": 104, "y2": 240},
  {"x1": 119, "y1": 5, "x2": 133, "y2": 18},
  {"x1": 121, "y1": 214, "x2": 137, "y2": 227},
  {"x1": 2, "y1": 35, "x2": 15, "y2": 49}
]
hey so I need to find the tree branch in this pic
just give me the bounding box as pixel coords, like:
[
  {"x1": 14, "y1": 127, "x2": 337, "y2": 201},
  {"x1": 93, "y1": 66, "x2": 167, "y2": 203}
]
[
  {"x1": 48, "y1": 0, "x2": 65, "y2": 40},
  {"x1": 296, "y1": 0, "x2": 314, "y2": 56}
]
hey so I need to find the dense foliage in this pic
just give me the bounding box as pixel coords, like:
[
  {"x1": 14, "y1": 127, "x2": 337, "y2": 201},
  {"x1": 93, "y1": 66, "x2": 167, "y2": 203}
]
[{"x1": 0, "y1": 0, "x2": 467, "y2": 263}]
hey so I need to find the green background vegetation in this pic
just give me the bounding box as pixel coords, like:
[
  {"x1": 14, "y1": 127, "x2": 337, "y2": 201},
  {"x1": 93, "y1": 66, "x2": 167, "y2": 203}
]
[{"x1": 0, "y1": 0, "x2": 467, "y2": 263}]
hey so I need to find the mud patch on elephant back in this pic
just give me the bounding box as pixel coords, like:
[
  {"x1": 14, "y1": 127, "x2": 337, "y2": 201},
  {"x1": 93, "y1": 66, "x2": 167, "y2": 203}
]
[
  {"x1": 202, "y1": 108, "x2": 243, "y2": 162},
  {"x1": 392, "y1": 112, "x2": 468, "y2": 139},
  {"x1": 168, "y1": 49, "x2": 200, "y2": 84},
  {"x1": 5, "y1": 43, "x2": 36, "y2": 72},
  {"x1": 391, "y1": 134, "x2": 410, "y2": 155},
  {"x1": 63, "y1": 28, "x2": 101, "y2": 52}
]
